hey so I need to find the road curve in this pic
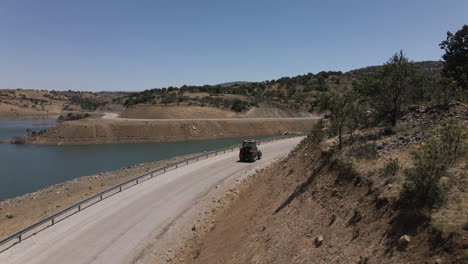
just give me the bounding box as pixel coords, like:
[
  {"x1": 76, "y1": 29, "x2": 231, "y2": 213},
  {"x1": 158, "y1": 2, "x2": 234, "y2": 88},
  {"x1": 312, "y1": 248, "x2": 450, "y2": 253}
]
[
  {"x1": 0, "y1": 137, "x2": 303, "y2": 264},
  {"x1": 101, "y1": 112, "x2": 321, "y2": 121}
]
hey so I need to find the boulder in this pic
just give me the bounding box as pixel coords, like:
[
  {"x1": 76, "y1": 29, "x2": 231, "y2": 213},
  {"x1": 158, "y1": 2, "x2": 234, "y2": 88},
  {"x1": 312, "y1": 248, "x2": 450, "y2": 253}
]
[
  {"x1": 398, "y1": 235, "x2": 411, "y2": 250},
  {"x1": 314, "y1": 235, "x2": 324, "y2": 247}
]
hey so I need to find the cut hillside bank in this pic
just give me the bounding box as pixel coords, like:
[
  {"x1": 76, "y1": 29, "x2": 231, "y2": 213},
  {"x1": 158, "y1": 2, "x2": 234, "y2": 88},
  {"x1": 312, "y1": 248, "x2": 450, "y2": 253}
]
[
  {"x1": 119, "y1": 105, "x2": 313, "y2": 119},
  {"x1": 27, "y1": 118, "x2": 318, "y2": 145},
  {"x1": 173, "y1": 114, "x2": 467, "y2": 264}
]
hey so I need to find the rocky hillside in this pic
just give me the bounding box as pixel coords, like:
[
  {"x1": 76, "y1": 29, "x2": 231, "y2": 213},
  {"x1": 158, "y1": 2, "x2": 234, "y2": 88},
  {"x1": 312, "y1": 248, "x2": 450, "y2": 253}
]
[
  {"x1": 122, "y1": 60, "x2": 443, "y2": 115},
  {"x1": 0, "y1": 60, "x2": 443, "y2": 120},
  {"x1": 0, "y1": 89, "x2": 129, "y2": 120}
]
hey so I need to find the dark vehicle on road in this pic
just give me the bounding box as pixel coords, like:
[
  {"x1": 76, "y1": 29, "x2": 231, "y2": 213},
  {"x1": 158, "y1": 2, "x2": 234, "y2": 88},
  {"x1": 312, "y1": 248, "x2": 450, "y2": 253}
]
[{"x1": 239, "y1": 140, "x2": 262, "y2": 162}]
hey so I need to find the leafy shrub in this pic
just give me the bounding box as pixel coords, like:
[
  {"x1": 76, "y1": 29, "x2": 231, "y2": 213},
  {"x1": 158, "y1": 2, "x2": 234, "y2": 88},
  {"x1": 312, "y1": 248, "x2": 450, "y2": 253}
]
[
  {"x1": 399, "y1": 119, "x2": 466, "y2": 214},
  {"x1": 352, "y1": 202, "x2": 362, "y2": 218},
  {"x1": 439, "y1": 118, "x2": 466, "y2": 165},
  {"x1": 70, "y1": 95, "x2": 102, "y2": 111},
  {"x1": 334, "y1": 159, "x2": 357, "y2": 180},
  {"x1": 379, "y1": 158, "x2": 400, "y2": 181},
  {"x1": 57, "y1": 113, "x2": 91, "y2": 123},
  {"x1": 306, "y1": 119, "x2": 325, "y2": 144},
  {"x1": 5, "y1": 214, "x2": 14, "y2": 219},
  {"x1": 350, "y1": 142, "x2": 378, "y2": 160},
  {"x1": 399, "y1": 139, "x2": 450, "y2": 213},
  {"x1": 231, "y1": 99, "x2": 249, "y2": 112},
  {"x1": 463, "y1": 222, "x2": 468, "y2": 231}
]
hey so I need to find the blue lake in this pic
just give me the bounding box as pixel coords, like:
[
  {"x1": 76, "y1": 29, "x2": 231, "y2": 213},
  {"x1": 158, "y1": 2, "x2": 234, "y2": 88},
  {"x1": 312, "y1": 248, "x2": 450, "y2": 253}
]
[{"x1": 0, "y1": 119, "x2": 268, "y2": 200}]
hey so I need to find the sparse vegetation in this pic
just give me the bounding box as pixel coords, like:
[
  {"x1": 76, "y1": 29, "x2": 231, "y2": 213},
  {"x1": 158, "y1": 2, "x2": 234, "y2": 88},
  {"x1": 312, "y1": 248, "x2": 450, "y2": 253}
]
[
  {"x1": 399, "y1": 139, "x2": 453, "y2": 214},
  {"x1": 305, "y1": 119, "x2": 325, "y2": 145},
  {"x1": 350, "y1": 142, "x2": 378, "y2": 160},
  {"x1": 379, "y1": 158, "x2": 400, "y2": 181},
  {"x1": 439, "y1": 118, "x2": 466, "y2": 165},
  {"x1": 316, "y1": 92, "x2": 357, "y2": 149},
  {"x1": 356, "y1": 51, "x2": 417, "y2": 127},
  {"x1": 334, "y1": 159, "x2": 357, "y2": 180},
  {"x1": 57, "y1": 113, "x2": 91, "y2": 123},
  {"x1": 352, "y1": 202, "x2": 362, "y2": 218}
]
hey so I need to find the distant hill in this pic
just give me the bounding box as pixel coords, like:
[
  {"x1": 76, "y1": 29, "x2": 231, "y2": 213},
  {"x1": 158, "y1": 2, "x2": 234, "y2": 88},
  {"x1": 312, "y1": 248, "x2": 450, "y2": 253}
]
[
  {"x1": 0, "y1": 60, "x2": 444, "y2": 119},
  {"x1": 347, "y1": 60, "x2": 443, "y2": 77},
  {"x1": 216, "y1": 81, "x2": 250, "y2": 87}
]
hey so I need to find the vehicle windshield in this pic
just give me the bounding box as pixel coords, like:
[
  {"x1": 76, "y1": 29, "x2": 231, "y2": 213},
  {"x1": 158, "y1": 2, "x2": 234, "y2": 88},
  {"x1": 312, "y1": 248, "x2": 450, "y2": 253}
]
[{"x1": 242, "y1": 142, "x2": 256, "y2": 148}]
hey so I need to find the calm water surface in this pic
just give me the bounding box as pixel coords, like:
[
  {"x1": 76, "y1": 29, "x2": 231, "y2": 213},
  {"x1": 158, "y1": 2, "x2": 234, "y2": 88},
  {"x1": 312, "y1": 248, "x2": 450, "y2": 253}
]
[{"x1": 0, "y1": 119, "x2": 269, "y2": 200}]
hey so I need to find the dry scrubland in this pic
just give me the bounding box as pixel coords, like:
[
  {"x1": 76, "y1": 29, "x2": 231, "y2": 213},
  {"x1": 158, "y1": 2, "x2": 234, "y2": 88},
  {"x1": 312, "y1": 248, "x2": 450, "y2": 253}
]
[
  {"x1": 173, "y1": 104, "x2": 467, "y2": 264},
  {"x1": 0, "y1": 89, "x2": 127, "y2": 120}
]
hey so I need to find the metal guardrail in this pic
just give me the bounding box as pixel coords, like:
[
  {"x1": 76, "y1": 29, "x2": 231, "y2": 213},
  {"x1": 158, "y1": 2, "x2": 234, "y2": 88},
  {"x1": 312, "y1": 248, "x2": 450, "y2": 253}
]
[{"x1": 0, "y1": 134, "x2": 303, "y2": 252}]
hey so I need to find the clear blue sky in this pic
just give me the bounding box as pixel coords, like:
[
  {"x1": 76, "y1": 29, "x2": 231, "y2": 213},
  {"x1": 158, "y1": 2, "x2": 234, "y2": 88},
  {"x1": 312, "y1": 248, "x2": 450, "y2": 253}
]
[{"x1": 1, "y1": 0, "x2": 467, "y2": 91}]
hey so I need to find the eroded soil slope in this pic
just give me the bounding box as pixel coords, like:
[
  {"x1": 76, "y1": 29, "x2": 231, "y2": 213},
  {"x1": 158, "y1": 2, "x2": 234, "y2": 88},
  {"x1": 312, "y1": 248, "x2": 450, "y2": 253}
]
[
  {"x1": 119, "y1": 105, "x2": 313, "y2": 119},
  {"x1": 175, "y1": 137, "x2": 466, "y2": 264},
  {"x1": 29, "y1": 118, "x2": 317, "y2": 145}
]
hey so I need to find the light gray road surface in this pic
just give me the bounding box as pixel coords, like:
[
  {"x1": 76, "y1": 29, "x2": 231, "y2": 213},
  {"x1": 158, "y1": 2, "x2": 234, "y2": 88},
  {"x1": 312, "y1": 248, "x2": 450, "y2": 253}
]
[
  {"x1": 101, "y1": 112, "x2": 320, "y2": 121},
  {"x1": 0, "y1": 137, "x2": 302, "y2": 264}
]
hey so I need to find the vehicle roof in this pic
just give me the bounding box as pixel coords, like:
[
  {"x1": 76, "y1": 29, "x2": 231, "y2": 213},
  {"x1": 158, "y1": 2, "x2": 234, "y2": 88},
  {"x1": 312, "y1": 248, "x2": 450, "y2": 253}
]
[{"x1": 242, "y1": 140, "x2": 257, "y2": 143}]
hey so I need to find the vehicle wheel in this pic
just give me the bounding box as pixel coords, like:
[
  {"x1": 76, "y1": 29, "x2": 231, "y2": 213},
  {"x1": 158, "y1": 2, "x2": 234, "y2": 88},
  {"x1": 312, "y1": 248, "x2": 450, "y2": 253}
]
[{"x1": 258, "y1": 151, "x2": 262, "y2": 159}]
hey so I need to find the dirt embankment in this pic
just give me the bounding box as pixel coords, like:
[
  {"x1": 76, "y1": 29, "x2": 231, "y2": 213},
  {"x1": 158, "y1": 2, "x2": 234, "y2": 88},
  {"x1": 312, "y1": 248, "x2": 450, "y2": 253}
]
[
  {"x1": 174, "y1": 140, "x2": 466, "y2": 263},
  {"x1": 28, "y1": 118, "x2": 318, "y2": 145},
  {"x1": 120, "y1": 105, "x2": 312, "y2": 119},
  {"x1": 0, "y1": 153, "x2": 198, "y2": 239}
]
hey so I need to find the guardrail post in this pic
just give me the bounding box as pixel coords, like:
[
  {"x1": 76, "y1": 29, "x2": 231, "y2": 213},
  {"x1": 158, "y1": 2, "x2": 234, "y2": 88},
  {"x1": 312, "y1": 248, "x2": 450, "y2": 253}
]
[
  {"x1": 164, "y1": 168, "x2": 166, "y2": 173},
  {"x1": 78, "y1": 205, "x2": 81, "y2": 212},
  {"x1": 51, "y1": 218, "x2": 55, "y2": 225},
  {"x1": 186, "y1": 160, "x2": 188, "y2": 165},
  {"x1": 176, "y1": 164, "x2": 178, "y2": 168},
  {"x1": 100, "y1": 195, "x2": 103, "y2": 201},
  {"x1": 18, "y1": 234, "x2": 21, "y2": 242},
  {"x1": 136, "y1": 179, "x2": 139, "y2": 184},
  {"x1": 119, "y1": 186, "x2": 122, "y2": 192}
]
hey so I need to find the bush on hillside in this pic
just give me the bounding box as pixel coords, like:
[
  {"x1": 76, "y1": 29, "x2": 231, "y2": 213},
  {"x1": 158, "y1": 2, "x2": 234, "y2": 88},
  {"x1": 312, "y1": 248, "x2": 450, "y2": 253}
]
[
  {"x1": 350, "y1": 142, "x2": 378, "y2": 160},
  {"x1": 231, "y1": 99, "x2": 249, "y2": 112},
  {"x1": 57, "y1": 113, "x2": 90, "y2": 123},
  {"x1": 439, "y1": 118, "x2": 466, "y2": 165},
  {"x1": 305, "y1": 119, "x2": 325, "y2": 145},
  {"x1": 333, "y1": 159, "x2": 357, "y2": 181},
  {"x1": 399, "y1": 139, "x2": 450, "y2": 213},
  {"x1": 379, "y1": 158, "x2": 400, "y2": 182}
]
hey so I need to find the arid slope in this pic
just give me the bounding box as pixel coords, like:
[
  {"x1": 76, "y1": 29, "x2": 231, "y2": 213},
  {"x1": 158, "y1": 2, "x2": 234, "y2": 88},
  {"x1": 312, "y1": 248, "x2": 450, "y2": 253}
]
[{"x1": 174, "y1": 104, "x2": 467, "y2": 264}]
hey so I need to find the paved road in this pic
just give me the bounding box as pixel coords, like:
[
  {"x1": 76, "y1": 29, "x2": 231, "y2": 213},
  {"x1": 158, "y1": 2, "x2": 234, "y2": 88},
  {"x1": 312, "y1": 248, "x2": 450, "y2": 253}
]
[
  {"x1": 0, "y1": 137, "x2": 303, "y2": 264},
  {"x1": 101, "y1": 112, "x2": 320, "y2": 121}
]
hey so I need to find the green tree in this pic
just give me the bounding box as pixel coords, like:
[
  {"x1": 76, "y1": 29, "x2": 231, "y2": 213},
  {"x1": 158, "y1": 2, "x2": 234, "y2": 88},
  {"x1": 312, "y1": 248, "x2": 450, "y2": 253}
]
[
  {"x1": 439, "y1": 25, "x2": 468, "y2": 92},
  {"x1": 357, "y1": 51, "x2": 416, "y2": 126},
  {"x1": 316, "y1": 92, "x2": 355, "y2": 149}
]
